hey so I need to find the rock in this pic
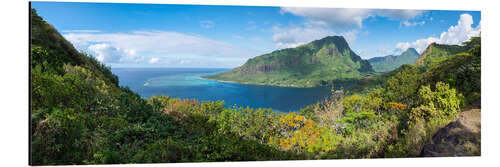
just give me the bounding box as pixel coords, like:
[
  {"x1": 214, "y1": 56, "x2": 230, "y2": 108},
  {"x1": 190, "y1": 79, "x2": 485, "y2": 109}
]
[{"x1": 420, "y1": 103, "x2": 481, "y2": 157}]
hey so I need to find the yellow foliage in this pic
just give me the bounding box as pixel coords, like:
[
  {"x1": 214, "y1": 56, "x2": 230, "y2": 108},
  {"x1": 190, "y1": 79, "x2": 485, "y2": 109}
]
[
  {"x1": 279, "y1": 112, "x2": 305, "y2": 128},
  {"x1": 294, "y1": 114, "x2": 304, "y2": 122},
  {"x1": 279, "y1": 139, "x2": 292, "y2": 149},
  {"x1": 276, "y1": 117, "x2": 341, "y2": 153}
]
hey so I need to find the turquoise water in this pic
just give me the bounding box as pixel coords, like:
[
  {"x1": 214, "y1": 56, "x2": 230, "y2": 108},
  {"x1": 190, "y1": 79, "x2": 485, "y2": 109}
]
[{"x1": 112, "y1": 68, "x2": 337, "y2": 112}]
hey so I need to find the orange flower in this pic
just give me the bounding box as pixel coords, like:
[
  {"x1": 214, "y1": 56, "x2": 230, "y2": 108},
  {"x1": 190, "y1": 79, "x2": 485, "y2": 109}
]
[{"x1": 389, "y1": 102, "x2": 406, "y2": 111}]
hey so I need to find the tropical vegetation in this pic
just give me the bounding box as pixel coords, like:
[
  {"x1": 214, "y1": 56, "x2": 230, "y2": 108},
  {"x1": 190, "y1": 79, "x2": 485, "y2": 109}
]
[{"x1": 30, "y1": 8, "x2": 481, "y2": 165}]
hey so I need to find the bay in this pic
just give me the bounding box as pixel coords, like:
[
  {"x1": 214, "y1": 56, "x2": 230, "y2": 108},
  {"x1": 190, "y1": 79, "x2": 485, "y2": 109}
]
[{"x1": 111, "y1": 68, "x2": 338, "y2": 112}]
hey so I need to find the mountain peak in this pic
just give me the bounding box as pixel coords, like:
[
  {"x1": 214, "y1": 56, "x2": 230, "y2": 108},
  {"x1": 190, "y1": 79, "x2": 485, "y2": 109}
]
[
  {"x1": 319, "y1": 36, "x2": 346, "y2": 42},
  {"x1": 404, "y1": 48, "x2": 418, "y2": 54},
  {"x1": 311, "y1": 36, "x2": 349, "y2": 51}
]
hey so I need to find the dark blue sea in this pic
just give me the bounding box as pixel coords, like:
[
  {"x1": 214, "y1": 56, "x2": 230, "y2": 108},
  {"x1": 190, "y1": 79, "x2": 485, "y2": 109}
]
[{"x1": 111, "y1": 68, "x2": 335, "y2": 112}]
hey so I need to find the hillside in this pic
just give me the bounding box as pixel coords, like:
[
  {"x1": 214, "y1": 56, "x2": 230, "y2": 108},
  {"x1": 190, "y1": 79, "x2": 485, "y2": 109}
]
[
  {"x1": 347, "y1": 64, "x2": 420, "y2": 95},
  {"x1": 30, "y1": 9, "x2": 297, "y2": 165},
  {"x1": 349, "y1": 39, "x2": 478, "y2": 96},
  {"x1": 30, "y1": 10, "x2": 119, "y2": 86},
  {"x1": 348, "y1": 37, "x2": 480, "y2": 157},
  {"x1": 414, "y1": 43, "x2": 470, "y2": 69},
  {"x1": 204, "y1": 36, "x2": 374, "y2": 87},
  {"x1": 368, "y1": 48, "x2": 419, "y2": 72}
]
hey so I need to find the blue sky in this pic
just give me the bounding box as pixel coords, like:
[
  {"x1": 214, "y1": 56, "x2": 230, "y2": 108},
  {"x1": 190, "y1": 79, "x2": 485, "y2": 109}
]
[{"x1": 31, "y1": 2, "x2": 481, "y2": 68}]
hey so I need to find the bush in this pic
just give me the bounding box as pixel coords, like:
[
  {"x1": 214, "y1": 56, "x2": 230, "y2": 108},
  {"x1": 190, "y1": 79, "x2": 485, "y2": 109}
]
[
  {"x1": 395, "y1": 82, "x2": 463, "y2": 156},
  {"x1": 32, "y1": 108, "x2": 94, "y2": 165}
]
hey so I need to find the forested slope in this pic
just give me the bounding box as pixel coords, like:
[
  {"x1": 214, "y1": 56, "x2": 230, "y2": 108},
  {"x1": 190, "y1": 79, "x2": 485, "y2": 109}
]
[{"x1": 204, "y1": 36, "x2": 373, "y2": 87}]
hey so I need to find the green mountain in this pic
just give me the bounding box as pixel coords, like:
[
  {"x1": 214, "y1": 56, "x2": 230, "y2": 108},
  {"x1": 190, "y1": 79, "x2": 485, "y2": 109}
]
[
  {"x1": 368, "y1": 48, "x2": 419, "y2": 72},
  {"x1": 204, "y1": 36, "x2": 374, "y2": 87},
  {"x1": 414, "y1": 43, "x2": 470, "y2": 69}
]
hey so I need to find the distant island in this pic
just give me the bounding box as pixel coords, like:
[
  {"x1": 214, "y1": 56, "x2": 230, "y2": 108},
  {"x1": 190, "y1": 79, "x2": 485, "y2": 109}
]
[{"x1": 203, "y1": 36, "x2": 374, "y2": 87}]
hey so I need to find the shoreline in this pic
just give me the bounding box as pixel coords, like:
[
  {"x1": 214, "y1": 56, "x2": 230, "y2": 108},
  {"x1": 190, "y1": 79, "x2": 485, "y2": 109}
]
[
  {"x1": 200, "y1": 73, "x2": 361, "y2": 89},
  {"x1": 200, "y1": 75, "x2": 336, "y2": 88}
]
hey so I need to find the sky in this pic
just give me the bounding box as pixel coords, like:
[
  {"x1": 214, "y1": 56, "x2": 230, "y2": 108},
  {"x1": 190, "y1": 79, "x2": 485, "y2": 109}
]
[{"x1": 31, "y1": 2, "x2": 481, "y2": 68}]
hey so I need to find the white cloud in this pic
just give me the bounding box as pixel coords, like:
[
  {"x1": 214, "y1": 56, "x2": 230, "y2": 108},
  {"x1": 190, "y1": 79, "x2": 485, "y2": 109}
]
[
  {"x1": 200, "y1": 20, "x2": 214, "y2": 29},
  {"x1": 87, "y1": 43, "x2": 120, "y2": 63},
  {"x1": 63, "y1": 30, "x2": 258, "y2": 67},
  {"x1": 87, "y1": 43, "x2": 144, "y2": 63},
  {"x1": 246, "y1": 21, "x2": 257, "y2": 31},
  {"x1": 341, "y1": 30, "x2": 358, "y2": 45},
  {"x1": 402, "y1": 20, "x2": 426, "y2": 27},
  {"x1": 375, "y1": 9, "x2": 424, "y2": 21},
  {"x1": 280, "y1": 8, "x2": 424, "y2": 29},
  {"x1": 395, "y1": 37, "x2": 439, "y2": 53},
  {"x1": 272, "y1": 24, "x2": 332, "y2": 49},
  {"x1": 395, "y1": 13, "x2": 480, "y2": 53},
  {"x1": 280, "y1": 8, "x2": 372, "y2": 29},
  {"x1": 149, "y1": 57, "x2": 159, "y2": 64},
  {"x1": 271, "y1": 22, "x2": 358, "y2": 49},
  {"x1": 180, "y1": 60, "x2": 191, "y2": 64},
  {"x1": 439, "y1": 14, "x2": 480, "y2": 44},
  {"x1": 62, "y1": 30, "x2": 101, "y2": 33},
  {"x1": 273, "y1": 8, "x2": 425, "y2": 50},
  {"x1": 356, "y1": 50, "x2": 367, "y2": 57}
]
